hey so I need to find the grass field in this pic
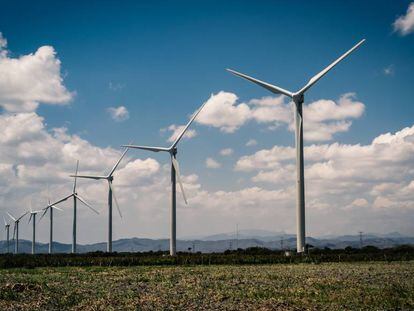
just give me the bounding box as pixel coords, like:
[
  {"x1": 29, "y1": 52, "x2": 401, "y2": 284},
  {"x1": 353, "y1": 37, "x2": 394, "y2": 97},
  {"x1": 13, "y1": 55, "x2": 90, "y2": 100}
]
[{"x1": 0, "y1": 262, "x2": 413, "y2": 310}]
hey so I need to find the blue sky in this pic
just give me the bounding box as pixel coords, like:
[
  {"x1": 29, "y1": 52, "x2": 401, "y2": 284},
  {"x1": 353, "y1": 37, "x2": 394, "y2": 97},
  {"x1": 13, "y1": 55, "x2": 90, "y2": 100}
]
[{"x1": 0, "y1": 1, "x2": 414, "y2": 243}]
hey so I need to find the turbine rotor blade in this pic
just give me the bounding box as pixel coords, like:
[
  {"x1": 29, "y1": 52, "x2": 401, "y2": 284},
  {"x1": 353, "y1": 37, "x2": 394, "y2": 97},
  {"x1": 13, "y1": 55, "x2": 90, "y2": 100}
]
[
  {"x1": 3, "y1": 216, "x2": 7, "y2": 226},
  {"x1": 6, "y1": 212, "x2": 16, "y2": 222},
  {"x1": 38, "y1": 207, "x2": 49, "y2": 222},
  {"x1": 170, "y1": 99, "x2": 209, "y2": 149},
  {"x1": 12, "y1": 223, "x2": 16, "y2": 239},
  {"x1": 108, "y1": 181, "x2": 122, "y2": 218},
  {"x1": 75, "y1": 194, "x2": 99, "y2": 214},
  {"x1": 171, "y1": 156, "x2": 188, "y2": 205},
  {"x1": 298, "y1": 39, "x2": 366, "y2": 94},
  {"x1": 121, "y1": 145, "x2": 169, "y2": 153},
  {"x1": 70, "y1": 174, "x2": 107, "y2": 180},
  {"x1": 17, "y1": 211, "x2": 29, "y2": 221},
  {"x1": 108, "y1": 146, "x2": 129, "y2": 177},
  {"x1": 226, "y1": 68, "x2": 293, "y2": 97},
  {"x1": 28, "y1": 214, "x2": 33, "y2": 224},
  {"x1": 73, "y1": 160, "x2": 79, "y2": 193},
  {"x1": 51, "y1": 205, "x2": 63, "y2": 211},
  {"x1": 51, "y1": 194, "x2": 73, "y2": 206}
]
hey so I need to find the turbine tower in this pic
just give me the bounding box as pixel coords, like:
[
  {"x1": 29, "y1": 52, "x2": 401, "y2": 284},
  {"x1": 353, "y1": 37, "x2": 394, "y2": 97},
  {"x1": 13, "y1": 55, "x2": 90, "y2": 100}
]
[
  {"x1": 39, "y1": 199, "x2": 63, "y2": 254},
  {"x1": 3, "y1": 216, "x2": 11, "y2": 253},
  {"x1": 52, "y1": 161, "x2": 98, "y2": 253},
  {"x1": 70, "y1": 147, "x2": 129, "y2": 252},
  {"x1": 227, "y1": 39, "x2": 365, "y2": 253},
  {"x1": 7, "y1": 211, "x2": 28, "y2": 254},
  {"x1": 28, "y1": 207, "x2": 42, "y2": 254},
  {"x1": 123, "y1": 100, "x2": 208, "y2": 256}
]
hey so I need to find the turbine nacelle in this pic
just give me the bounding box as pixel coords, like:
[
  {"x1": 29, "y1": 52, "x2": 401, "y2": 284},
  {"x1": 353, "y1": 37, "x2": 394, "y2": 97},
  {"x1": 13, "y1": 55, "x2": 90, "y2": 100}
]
[{"x1": 292, "y1": 93, "x2": 304, "y2": 104}]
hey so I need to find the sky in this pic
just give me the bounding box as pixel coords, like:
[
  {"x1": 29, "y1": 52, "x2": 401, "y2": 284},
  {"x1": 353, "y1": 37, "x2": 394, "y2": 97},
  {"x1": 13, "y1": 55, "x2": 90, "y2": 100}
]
[{"x1": 0, "y1": 0, "x2": 414, "y2": 244}]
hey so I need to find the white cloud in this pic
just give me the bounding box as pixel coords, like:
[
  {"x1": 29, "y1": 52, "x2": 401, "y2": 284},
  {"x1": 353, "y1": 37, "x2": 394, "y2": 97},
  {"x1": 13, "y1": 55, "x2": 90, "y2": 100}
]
[
  {"x1": 393, "y1": 2, "x2": 414, "y2": 35},
  {"x1": 107, "y1": 106, "x2": 129, "y2": 122},
  {"x1": 246, "y1": 139, "x2": 257, "y2": 147},
  {"x1": 1, "y1": 109, "x2": 414, "y2": 240},
  {"x1": 0, "y1": 33, "x2": 73, "y2": 112},
  {"x1": 163, "y1": 124, "x2": 197, "y2": 143},
  {"x1": 235, "y1": 124, "x2": 414, "y2": 218},
  {"x1": 196, "y1": 91, "x2": 364, "y2": 141},
  {"x1": 205, "y1": 157, "x2": 221, "y2": 169},
  {"x1": 196, "y1": 91, "x2": 251, "y2": 133},
  {"x1": 0, "y1": 33, "x2": 7, "y2": 51},
  {"x1": 220, "y1": 148, "x2": 233, "y2": 156}
]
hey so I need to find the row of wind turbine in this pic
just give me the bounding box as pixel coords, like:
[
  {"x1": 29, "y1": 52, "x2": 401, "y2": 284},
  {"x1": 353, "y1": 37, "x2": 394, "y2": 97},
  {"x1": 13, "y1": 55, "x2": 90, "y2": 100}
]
[{"x1": 2, "y1": 39, "x2": 365, "y2": 255}]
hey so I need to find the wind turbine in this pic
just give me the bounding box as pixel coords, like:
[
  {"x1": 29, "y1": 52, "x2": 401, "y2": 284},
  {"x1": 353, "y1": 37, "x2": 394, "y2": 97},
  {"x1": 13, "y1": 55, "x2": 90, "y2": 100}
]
[
  {"x1": 39, "y1": 198, "x2": 63, "y2": 254},
  {"x1": 123, "y1": 100, "x2": 208, "y2": 256},
  {"x1": 227, "y1": 39, "x2": 365, "y2": 253},
  {"x1": 7, "y1": 211, "x2": 28, "y2": 254},
  {"x1": 3, "y1": 216, "x2": 10, "y2": 253},
  {"x1": 52, "y1": 160, "x2": 99, "y2": 253},
  {"x1": 28, "y1": 207, "x2": 42, "y2": 254},
  {"x1": 70, "y1": 147, "x2": 129, "y2": 252}
]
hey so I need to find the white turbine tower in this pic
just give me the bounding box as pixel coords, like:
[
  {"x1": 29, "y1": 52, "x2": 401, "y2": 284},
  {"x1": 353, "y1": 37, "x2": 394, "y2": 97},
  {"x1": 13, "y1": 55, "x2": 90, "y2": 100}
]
[
  {"x1": 7, "y1": 211, "x2": 28, "y2": 254},
  {"x1": 123, "y1": 100, "x2": 208, "y2": 256},
  {"x1": 39, "y1": 199, "x2": 63, "y2": 254},
  {"x1": 70, "y1": 147, "x2": 129, "y2": 252},
  {"x1": 28, "y1": 207, "x2": 42, "y2": 254},
  {"x1": 3, "y1": 216, "x2": 11, "y2": 253},
  {"x1": 227, "y1": 39, "x2": 365, "y2": 253},
  {"x1": 52, "y1": 161, "x2": 98, "y2": 253}
]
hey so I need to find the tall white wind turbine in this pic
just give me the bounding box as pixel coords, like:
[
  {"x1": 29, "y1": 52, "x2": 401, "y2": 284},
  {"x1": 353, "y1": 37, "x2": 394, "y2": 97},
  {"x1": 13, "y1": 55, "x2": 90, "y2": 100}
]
[
  {"x1": 227, "y1": 39, "x2": 365, "y2": 253},
  {"x1": 52, "y1": 161, "x2": 98, "y2": 253},
  {"x1": 123, "y1": 101, "x2": 208, "y2": 256},
  {"x1": 39, "y1": 198, "x2": 63, "y2": 254},
  {"x1": 28, "y1": 207, "x2": 42, "y2": 254},
  {"x1": 70, "y1": 147, "x2": 129, "y2": 252},
  {"x1": 7, "y1": 211, "x2": 28, "y2": 254},
  {"x1": 3, "y1": 216, "x2": 11, "y2": 253}
]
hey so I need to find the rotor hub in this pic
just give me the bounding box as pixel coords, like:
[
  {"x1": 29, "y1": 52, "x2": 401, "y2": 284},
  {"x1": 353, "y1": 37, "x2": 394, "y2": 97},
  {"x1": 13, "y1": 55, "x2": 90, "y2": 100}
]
[{"x1": 292, "y1": 93, "x2": 304, "y2": 104}]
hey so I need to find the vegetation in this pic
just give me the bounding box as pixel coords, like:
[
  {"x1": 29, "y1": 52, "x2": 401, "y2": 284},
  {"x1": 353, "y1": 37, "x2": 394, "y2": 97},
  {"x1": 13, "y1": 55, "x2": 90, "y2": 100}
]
[
  {"x1": 0, "y1": 262, "x2": 413, "y2": 310},
  {"x1": 0, "y1": 245, "x2": 413, "y2": 268}
]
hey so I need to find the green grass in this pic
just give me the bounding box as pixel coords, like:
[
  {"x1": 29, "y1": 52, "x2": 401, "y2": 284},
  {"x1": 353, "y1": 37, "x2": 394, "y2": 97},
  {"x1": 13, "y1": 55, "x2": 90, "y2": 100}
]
[{"x1": 1, "y1": 262, "x2": 413, "y2": 310}]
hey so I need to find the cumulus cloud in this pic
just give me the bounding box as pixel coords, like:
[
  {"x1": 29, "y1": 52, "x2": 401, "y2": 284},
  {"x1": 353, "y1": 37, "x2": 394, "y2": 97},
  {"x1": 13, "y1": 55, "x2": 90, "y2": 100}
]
[
  {"x1": 220, "y1": 148, "x2": 233, "y2": 156},
  {"x1": 235, "y1": 124, "x2": 414, "y2": 218},
  {"x1": 0, "y1": 33, "x2": 73, "y2": 112},
  {"x1": 162, "y1": 124, "x2": 197, "y2": 143},
  {"x1": 1, "y1": 109, "x2": 414, "y2": 240},
  {"x1": 393, "y1": 2, "x2": 414, "y2": 35},
  {"x1": 205, "y1": 157, "x2": 221, "y2": 169},
  {"x1": 196, "y1": 91, "x2": 251, "y2": 133},
  {"x1": 196, "y1": 91, "x2": 364, "y2": 141},
  {"x1": 107, "y1": 106, "x2": 129, "y2": 122}
]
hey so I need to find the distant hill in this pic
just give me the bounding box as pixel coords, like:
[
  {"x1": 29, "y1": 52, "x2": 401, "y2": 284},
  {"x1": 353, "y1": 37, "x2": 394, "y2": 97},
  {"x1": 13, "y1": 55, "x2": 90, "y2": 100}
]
[{"x1": 1, "y1": 232, "x2": 413, "y2": 254}]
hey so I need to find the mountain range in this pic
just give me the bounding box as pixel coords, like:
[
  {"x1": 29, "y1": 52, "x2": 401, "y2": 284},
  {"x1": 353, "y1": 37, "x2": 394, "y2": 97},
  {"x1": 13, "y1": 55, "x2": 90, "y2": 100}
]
[{"x1": 1, "y1": 230, "x2": 413, "y2": 254}]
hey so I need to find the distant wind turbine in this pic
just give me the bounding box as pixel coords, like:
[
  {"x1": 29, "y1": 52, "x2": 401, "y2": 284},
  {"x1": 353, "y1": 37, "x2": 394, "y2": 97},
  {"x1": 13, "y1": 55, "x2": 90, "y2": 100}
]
[
  {"x1": 28, "y1": 207, "x2": 42, "y2": 254},
  {"x1": 7, "y1": 211, "x2": 28, "y2": 254},
  {"x1": 3, "y1": 216, "x2": 11, "y2": 253},
  {"x1": 52, "y1": 161, "x2": 99, "y2": 253},
  {"x1": 70, "y1": 147, "x2": 129, "y2": 252},
  {"x1": 227, "y1": 39, "x2": 365, "y2": 253},
  {"x1": 39, "y1": 198, "x2": 63, "y2": 254},
  {"x1": 123, "y1": 100, "x2": 208, "y2": 256}
]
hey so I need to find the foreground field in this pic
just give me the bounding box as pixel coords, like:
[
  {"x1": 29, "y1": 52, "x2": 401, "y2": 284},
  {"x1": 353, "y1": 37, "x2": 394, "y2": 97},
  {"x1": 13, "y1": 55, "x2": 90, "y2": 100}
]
[{"x1": 0, "y1": 262, "x2": 413, "y2": 310}]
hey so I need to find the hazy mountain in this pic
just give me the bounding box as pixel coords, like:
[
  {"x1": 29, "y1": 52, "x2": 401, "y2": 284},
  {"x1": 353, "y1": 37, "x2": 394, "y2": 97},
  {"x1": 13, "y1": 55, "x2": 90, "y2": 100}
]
[
  {"x1": 1, "y1": 232, "x2": 413, "y2": 254},
  {"x1": 198, "y1": 229, "x2": 292, "y2": 242}
]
